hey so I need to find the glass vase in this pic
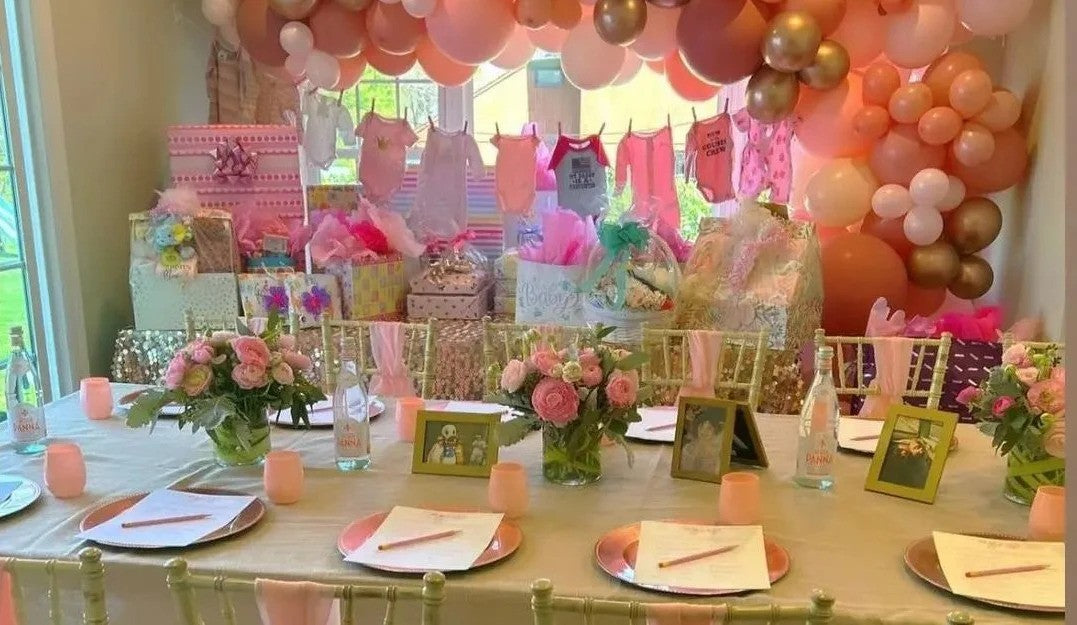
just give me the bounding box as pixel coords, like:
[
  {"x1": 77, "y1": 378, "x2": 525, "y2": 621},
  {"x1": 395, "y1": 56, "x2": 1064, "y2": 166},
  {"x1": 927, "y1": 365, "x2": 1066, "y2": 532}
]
[
  {"x1": 542, "y1": 424, "x2": 602, "y2": 486},
  {"x1": 1004, "y1": 433, "x2": 1065, "y2": 506},
  {"x1": 208, "y1": 410, "x2": 272, "y2": 467}
]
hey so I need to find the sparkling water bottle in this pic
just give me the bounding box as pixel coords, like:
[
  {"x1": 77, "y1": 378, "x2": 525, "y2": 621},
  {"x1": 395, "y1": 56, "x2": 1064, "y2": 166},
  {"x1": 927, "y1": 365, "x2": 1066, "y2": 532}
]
[
  {"x1": 5, "y1": 327, "x2": 47, "y2": 455},
  {"x1": 794, "y1": 345, "x2": 838, "y2": 490},
  {"x1": 334, "y1": 338, "x2": 371, "y2": 471}
]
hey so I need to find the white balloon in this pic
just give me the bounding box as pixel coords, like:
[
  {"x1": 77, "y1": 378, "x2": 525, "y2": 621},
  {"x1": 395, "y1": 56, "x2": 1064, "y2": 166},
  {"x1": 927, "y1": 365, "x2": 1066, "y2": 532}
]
[
  {"x1": 202, "y1": 0, "x2": 238, "y2": 27},
  {"x1": 908, "y1": 167, "x2": 950, "y2": 207},
  {"x1": 612, "y1": 52, "x2": 642, "y2": 86},
  {"x1": 903, "y1": 205, "x2": 944, "y2": 246},
  {"x1": 401, "y1": 0, "x2": 437, "y2": 17},
  {"x1": 218, "y1": 23, "x2": 241, "y2": 48},
  {"x1": 871, "y1": 184, "x2": 913, "y2": 219},
  {"x1": 560, "y1": 20, "x2": 625, "y2": 90},
  {"x1": 285, "y1": 53, "x2": 308, "y2": 79},
  {"x1": 279, "y1": 21, "x2": 315, "y2": 57},
  {"x1": 937, "y1": 175, "x2": 966, "y2": 212},
  {"x1": 305, "y1": 51, "x2": 341, "y2": 89}
]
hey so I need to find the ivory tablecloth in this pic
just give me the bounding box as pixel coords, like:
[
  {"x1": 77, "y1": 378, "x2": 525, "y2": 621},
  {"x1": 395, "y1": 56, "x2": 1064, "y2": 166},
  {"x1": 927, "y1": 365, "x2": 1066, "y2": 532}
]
[{"x1": 0, "y1": 385, "x2": 1060, "y2": 625}]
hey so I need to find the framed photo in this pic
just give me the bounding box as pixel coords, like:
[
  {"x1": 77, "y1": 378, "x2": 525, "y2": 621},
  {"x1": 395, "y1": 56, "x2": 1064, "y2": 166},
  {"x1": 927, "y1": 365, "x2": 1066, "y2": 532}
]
[
  {"x1": 865, "y1": 404, "x2": 959, "y2": 504},
  {"x1": 412, "y1": 411, "x2": 500, "y2": 478},
  {"x1": 671, "y1": 397, "x2": 736, "y2": 483}
]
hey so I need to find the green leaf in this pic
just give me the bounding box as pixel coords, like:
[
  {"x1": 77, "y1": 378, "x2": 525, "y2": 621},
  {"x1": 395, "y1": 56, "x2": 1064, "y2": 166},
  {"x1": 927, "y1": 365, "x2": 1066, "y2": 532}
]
[
  {"x1": 607, "y1": 419, "x2": 629, "y2": 436},
  {"x1": 594, "y1": 325, "x2": 617, "y2": 341},
  {"x1": 499, "y1": 416, "x2": 537, "y2": 447},
  {"x1": 614, "y1": 352, "x2": 649, "y2": 371},
  {"x1": 190, "y1": 396, "x2": 236, "y2": 431},
  {"x1": 126, "y1": 388, "x2": 171, "y2": 430},
  {"x1": 235, "y1": 317, "x2": 253, "y2": 337},
  {"x1": 610, "y1": 432, "x2": 635, "y2": 468}
]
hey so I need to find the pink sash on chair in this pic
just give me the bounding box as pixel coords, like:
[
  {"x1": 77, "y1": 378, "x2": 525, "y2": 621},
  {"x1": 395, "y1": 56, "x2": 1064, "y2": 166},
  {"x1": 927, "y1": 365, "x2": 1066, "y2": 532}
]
[
  {"x1": 677, "y1": 330, "x2": 723, "y2": 400},
  {"x1": 255, "y1": 579, "x2": 337, "y2": 625},
  {"x1": 858, "y1": 337, "x2": 915, "y2": 420},
  {"x1": 369, "y1": 322, "x2": 416, "y2": 397},
  {"x1": 1, "y1": 568, "x2": 16, "y2": 625},
  {"x1": 646, "y1": 602, "x2": 729, "y2": 625}
]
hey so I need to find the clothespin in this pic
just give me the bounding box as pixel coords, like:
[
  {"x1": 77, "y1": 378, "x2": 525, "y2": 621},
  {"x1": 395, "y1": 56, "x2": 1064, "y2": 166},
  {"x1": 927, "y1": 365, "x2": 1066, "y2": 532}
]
[
  {"x1": 463, "y1": 120, "x2": 469, "y2": 133},
  {"x1": 666, "y1": 113, "x2": 672, "y2": 129},
  {"x1": 495, "y1": 122, "x2": 501, "y2": 137},
  {"x1": 369, "y1": 98, "x2": 375, "y2": 113},
  {"x1": 628, "y1": 118, "x2": 633, "y2": 133},
  {"x1": 403, "y1": 107, "x2": 409, "y2": 122},
  {"x1": 597, "y1": 122, "x2": 606, "y2": 136},
  {"x1": 723, "y1": 97, "x2": 730, "y2": 114},
  {"x1": 558, "y1": 121, "x2": 562, "y2": 136},
  {"x1": 428, "y1": 115, "x2": 435, "y2": 130},
  {"x1": 691, "y1": 107, "x2": 697, "y2": 122},
  {"x1": 531, "y1": 123, "x2": 537, "y2": 138},
  {"x1": 337, "y1": 90, "x2": 344, "y2": 105}
]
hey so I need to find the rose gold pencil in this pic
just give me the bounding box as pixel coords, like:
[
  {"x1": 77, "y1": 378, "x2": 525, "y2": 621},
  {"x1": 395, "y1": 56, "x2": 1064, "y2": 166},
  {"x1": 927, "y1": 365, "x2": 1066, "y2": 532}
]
[
  {"x1": 121, "y1": 514, "x2": 212, "y2": 529},
  {"x1": 658, "y1": 545, "x2": 737, "y2": 568},
  {"x1": 850, "y1": 434, "x2": 880, "y2": 441},
  {"x1": 965, "y1": 564, "x2": 1050, "y2": 578},
  {"x1": 646, "y1": 423, "x2": 677, "y2": 432},
  {"x1": 378, "y1": 530, "x2": 461, "y2": 551}
]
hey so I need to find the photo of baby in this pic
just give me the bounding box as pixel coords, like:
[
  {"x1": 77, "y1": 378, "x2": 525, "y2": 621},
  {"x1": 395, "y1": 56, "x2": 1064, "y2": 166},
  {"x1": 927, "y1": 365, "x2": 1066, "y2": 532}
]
[{"x1": 672, "y1": 400, "x2": 734, "y2": 482}]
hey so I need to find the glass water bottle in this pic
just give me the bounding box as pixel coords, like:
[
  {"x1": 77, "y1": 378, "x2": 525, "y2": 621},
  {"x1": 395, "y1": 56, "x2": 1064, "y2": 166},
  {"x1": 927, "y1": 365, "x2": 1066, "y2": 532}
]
[
  {"x1": 794, "y1": 345, "x2": 838, "y2": 490},
  {"x1": 5, "y1": 327, "x2": 47, "y2": 455},
  {"x1": 333, "y1": 338, "x2": 371, "y2": 471}
]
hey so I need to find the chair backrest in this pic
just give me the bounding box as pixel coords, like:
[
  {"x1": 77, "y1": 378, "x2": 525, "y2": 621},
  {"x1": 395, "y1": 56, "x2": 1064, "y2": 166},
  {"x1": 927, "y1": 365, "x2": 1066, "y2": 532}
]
[
  {"x1": 813, "y1": 330, "x2": 953, "y2": 412},
  {"x1": 2, "y1": 547, "x2": 109, "y2": 625},
  {"x1": 1000, "y1": 333, "x2": 1065, "y2": 358},
  {"x1": 530, "y1": 580, "x2": 835, "y2": 624},
  {"x1": 183, "y1": 310, "x2": 304, "y2": 341},
  {"x1": 480, "y1": 317, "x2": 593, "y2": 396},
  {"x1": 165, "y1": 558, "x2": 445, "y2": 625},
  {"x1": 639, "y1": 326, "x2": 769, "y2": 412},
  {"x1": 320, "y1": 317, "x2": 438, "y2": 398}
]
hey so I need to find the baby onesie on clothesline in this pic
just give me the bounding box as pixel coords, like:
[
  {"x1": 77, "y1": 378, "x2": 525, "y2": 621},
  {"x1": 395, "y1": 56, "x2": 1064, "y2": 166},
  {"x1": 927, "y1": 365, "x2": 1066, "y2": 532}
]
[
  {"x1": 685, "y1": 113, "x2": 734, "y2": 203},
  {"x1": 732, "y1": 108, "x2": 795, "y2": 204},
  {"x1": 548, "y1": 135, "x2": 609, "y2": 219},
  {"x1": 409, "y1": 126, "x2": 485, "y2": 238},
  {"x1": 356, "y1": 111, "x2": 418, "y2": 207},
  {"x1": 615, "y1": 126, "x2": 680, "y2": 231},
  {"x1": 302, "y1": 91, "x2": 356, "y2": 170},
  {"x1": 491, "y1": 134, "x2": 540, "y2": 216}
]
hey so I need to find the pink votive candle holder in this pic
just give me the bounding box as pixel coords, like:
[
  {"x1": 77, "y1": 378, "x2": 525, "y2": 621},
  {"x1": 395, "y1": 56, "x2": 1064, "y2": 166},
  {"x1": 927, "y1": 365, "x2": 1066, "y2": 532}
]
[
  {"x1": 488, "y1": 462, "x2": 529, "y2": 519},
  {"x1": 79, "y1": 377, "x2": 113, "y2": 421},
  {"x1": 44, "y1": 443, "x2": 86, "y2": 498},
  {"x1": 1028, "y1": 485, "x2": 1065, "y2": 542},
  {"x1": 396, "y1": 396, "x2": 424, "y2": 443},
  {"x1": 717, "y1": 471, "x2": 761, "y2": 526},
  {"x1": 264, "y1": 450, "x2": 304, "y2": 505}
]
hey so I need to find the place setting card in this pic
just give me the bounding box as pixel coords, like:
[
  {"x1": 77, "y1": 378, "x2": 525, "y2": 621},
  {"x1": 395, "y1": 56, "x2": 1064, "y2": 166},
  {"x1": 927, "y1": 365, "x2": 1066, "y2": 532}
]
[
  {"x1": 344, "y1": 506, "x2": 504, "y2": 572},
  {"x1": 932, "y1": 532, "x2": 1064, "y2": 609},
  {"x1": 626, "y1": 406, "x2": 679, "y2": 443},
  {"x1": 632, "y1": 522, "x2": 771, "y2": 591}
]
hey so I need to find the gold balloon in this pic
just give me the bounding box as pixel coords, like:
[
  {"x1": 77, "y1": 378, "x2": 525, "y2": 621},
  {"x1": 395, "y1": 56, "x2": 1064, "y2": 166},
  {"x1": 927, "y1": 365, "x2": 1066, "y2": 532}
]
[
  {"x1": 944, "y1": 197, "x2": 1002, "y2": 254},
  {"x1": 949, "y1": 255, "x2": 994, "y2": 300},
  {"x1": 516, "y1": 0, "x2": 552, "y2": 29},
  {"x1": 762, "y1": 11, "x2": 822, "y2": 73},
  {"x1": 594, "y1": 0, "x2": 648, "y2": 46},
  {"x1": 334, "y1": 0, "x2": 374, "y2": 10},
  {"x1": 797, "y1": 39, "x2": 849, "y2": 90},
  {"x1": 646, "y1": 0, "x2": 688, "y2": 7},
  {"x1": 907, "y1": 241, "x2": 960, "y2": 288},
  {"x1": 746, "y1": 66, "x2": 801, "y2": 123},
  {"x1": 269, "y1": 0, "x2": 319, "y2": 19}
]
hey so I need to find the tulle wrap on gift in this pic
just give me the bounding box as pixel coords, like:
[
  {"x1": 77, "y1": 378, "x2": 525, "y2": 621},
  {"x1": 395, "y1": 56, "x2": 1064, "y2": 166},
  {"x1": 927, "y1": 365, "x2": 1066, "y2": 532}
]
[
  {"x1": 307, "y1": 204, "x2": 424, "y2": 269},
  {"x1": 517, "y1": 208, "x2": 597, "y2": 266},
  {"x1": 233, "y1": 206, "x2": 310, "y2": 267},
  {"x1": 655, "y1": 220, "x2": 693, "y2": 264},
  {"x1": 934, "y1": 307, "x2": 1003, "y2": 342}
]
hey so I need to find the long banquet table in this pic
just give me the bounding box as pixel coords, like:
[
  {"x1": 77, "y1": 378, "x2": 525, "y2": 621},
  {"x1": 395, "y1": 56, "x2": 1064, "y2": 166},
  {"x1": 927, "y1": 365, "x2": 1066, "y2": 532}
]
[{"x1": 0, "y1": 385, "x2": 1060, "y2": 625}]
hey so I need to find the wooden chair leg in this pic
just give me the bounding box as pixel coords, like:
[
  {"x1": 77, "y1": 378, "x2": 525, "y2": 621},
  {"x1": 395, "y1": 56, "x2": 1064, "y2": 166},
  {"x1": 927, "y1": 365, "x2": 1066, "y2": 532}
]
[
  {"x1": 78, "y1": 548, "x2": 109, "y2": 625},
  {"x1": 531, "y1": 579, "x2": 554, "y2": 625},
  {"x1": 421, "y1": 571, "x2": 445, "y2": 625}
]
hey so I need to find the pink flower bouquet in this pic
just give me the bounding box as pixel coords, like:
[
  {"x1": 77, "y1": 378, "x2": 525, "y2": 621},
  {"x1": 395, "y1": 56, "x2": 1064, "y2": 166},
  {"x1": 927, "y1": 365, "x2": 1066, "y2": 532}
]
[
  {"x1": 488, "y1": 326, "x2": 650, "y2": 485},
  {"x1": 127, "y1": 313, "x2": 326, "y2": 466}
]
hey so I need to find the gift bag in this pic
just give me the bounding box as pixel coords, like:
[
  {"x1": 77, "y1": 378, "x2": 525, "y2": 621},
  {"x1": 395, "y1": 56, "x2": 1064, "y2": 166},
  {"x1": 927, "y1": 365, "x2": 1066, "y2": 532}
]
[
  {"x1": 515, "y1": 260, "x2": 586, "y2": 326},
  {"x1": 130, "y1": 264, "x2": 239, "y2": 331},
  {"x1": 238, "y1": 273, "x2": 291, "y2": 319},
  {"x1": 285, "y1": 273, "x2": 342, "y2": 328}
]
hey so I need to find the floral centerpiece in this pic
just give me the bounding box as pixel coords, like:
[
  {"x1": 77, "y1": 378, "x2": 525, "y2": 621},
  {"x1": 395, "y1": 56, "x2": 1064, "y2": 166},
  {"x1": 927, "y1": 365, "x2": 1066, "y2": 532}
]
[
  {"x1": 489, "y1": 326, "x2": 650, "y2": 486},
  {"x1": 127, "y1": 313, "x2": 326, "y2": 466},
  {"x1": 957, "y1": 342, "x2": 1065, "y2": 505}
]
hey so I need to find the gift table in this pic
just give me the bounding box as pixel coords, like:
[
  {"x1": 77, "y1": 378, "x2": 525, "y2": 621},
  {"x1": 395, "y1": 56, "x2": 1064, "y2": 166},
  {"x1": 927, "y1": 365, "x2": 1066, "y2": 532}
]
[{"x1": 1, "y1": 385, "x2": 1058, "y2": 625}]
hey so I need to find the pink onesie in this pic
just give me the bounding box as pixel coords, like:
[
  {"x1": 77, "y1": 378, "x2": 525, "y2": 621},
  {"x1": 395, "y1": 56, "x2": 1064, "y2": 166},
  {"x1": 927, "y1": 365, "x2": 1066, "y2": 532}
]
[
  {"x1": 732, "y1": 108, "x2": 795, "y2": 204},
  {"x1": 491, "y1": 134, "x2": 540, "y2": 216},
  {"x1": 685, "y1": 113, "x2": 734, "y2": 203},
  {"x1": 615, "y1": 126, "x2": 680, "y2": 231},
  {"x1": 356, "y1": 111, "x2": 418, "y2": 206}
]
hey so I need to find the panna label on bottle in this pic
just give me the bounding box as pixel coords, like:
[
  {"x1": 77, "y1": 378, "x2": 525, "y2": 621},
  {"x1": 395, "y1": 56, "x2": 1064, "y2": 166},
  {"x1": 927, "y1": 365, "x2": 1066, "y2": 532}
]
[
  {"x1": 11, "y1": 403, "x2": 46, "y2": 442},
  {"x1": 804, "y1": 433, "x2": 833, "y2": 475}
]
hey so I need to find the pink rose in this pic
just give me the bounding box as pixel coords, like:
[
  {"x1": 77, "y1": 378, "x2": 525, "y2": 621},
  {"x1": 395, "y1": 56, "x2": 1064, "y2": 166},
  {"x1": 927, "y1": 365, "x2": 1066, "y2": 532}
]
[
  {"x1": 531, "y1": 377, "x2": 580, "y2": 426},
  {"x1": 230, "y1": 336, "x2": 271, "y2": 368},
  {"x1": 185, "y1": 340, "x2": 215, "y2": 365},
  {"x1": 231, "y1": 363, "x2": 269, "y2": 390},
  {"x1": 1051, "y1": 367, "x2": 1065, "y2": 384},
  {"x1": 163, "y1": 355, "x2": 188, "y2": 390},
  {"x1": 581, "y1": 364, "x2": 604, "y2": 387},
  {"x1": 271, "y1": 362, "x2": 295, "y2": 386},
  {"x1": 277, "y1": 334, "x2": 297, "y2": 351},
  {"x1": 606, "y1": 370, "x2": 640, "y2": 408},
  {"x1": 1015, "y1": 367, "x2": 1039, "y2": 386},
  {"x1": 282, "y1": 350, "x2": 313, "y2": 372},
  {"x1": 955, "y1": 386, "x2": 982, "y2": 406},
  {"x1": 578, "y1": 348, "x2": 601, "y2": 369},
  {"x1": 530, "y1": 348, "x2": 562, "y2": 376},
  {"x1": 992, "y1": 396, "x2": 1015, "y2": 416},
  {"x1": 181, "y1": 364, "x2": 213, "y2": 397},
  {"x1": 1002, "y1": 344, "x2": 1031, "y2": 367},
  {"x1": 1044, "y1": 418, "x2": 1065, "y2": 459},
  {"x1": 500, "y1": 359, "x2": 527, "y2": 393},
  {"x1": 1028, "y1": 378, "x2": 1065, "y2": 414}
]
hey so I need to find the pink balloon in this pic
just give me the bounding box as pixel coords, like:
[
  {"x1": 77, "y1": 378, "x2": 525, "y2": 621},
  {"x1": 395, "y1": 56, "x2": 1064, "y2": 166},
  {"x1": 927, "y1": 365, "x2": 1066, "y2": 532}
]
[
  {"x1": 631, "y1": 5, "x2": 680, "y2": 61},
  {"x1": 334, "y1": 54, "x2": 368, "y2": 89},
  {"x1": 795, "y1": 73, "x2": 874, "y2": 158},
  {"x1": 884, "y1": 0, "x2": 955, "y2": 69},
  {"x1": 951, "y1": 122, "x2": 995, "y2": 167},
  {"x1": 973, "y1": 90, "x2": 1021, "y2": 132},
  {"x1": 853, "y1": 105, "x2": 890, "y2": 139},
  {"x1": 908, "y1": 167, "x2": 949, "y2": 206},
  {"x1": 613, "y1": 52, "x2": 643, "y2": 86},
  {"x1": 804, "y1": 158, "x2": 879, "y2": 228},
  {"x1": 305, "y1": 50, "x2": 341, "y2": 89},
  {"x1": 492, "y1": 25, "x2": 536, "y2": 70},
  {"x1": 871, "y1": 183, "x2": 913, "y2": 219},
  {"x1": 367, "y1": 2, "x2": 425, "y2": 55},
  {"x1": 958, "y1": 0, "x2": 1032, "y2": 36},
  {"x1": 527, "y1": 23, "x2": 569, "y2": 52},
  {"x1": 309, "y1": 2, "x2": 368, "y2": 57},
  {"x1": 888, "y1": 83, "x2": 933, "y2": 124},
  {"x1": 646, "y1": 58, "x2": 665, "y2": 74},
  {"x1": 917, "y1": 106, "x2": 962, "y2": 145},
  {"x1": 869, "y1": 124, "x2": 946, "y2": 185},
  {"x1": 561, "y1": 17, "x2": 625, "y2": 90},
  {"x1": 862, "y1": 61, "x2": 901, "y2": 106},
  {"x1": 948, "y1": 127, "x2": 1028, "y2": 194},
  {"x1": 365, "y1": 46, "x2": 417, "y2": 76},
  {"x1": 937, "y1": 175, "x2": 965, "y2": 212},
  {"x1": 664, "y1": 51, "x2": 720, "y2": 101},
  {"x1": 415, "y1": 36, "x2": 475, "y2": 87},
  {"x1": 677, "y1": 0, "x2": 767, "y2": 85},
  {"x1": 830, "y1": 0, "x2": 885, "y2": 68},
  {"x1": 902, "y1": 205, "x2": 943, "y2": 246},
  {"x1": 279, "y1": 21, "x2": 314, "y2": 56},
  {"x1": 427, "y1": 0, "x2": 515, "y2": 64},
  {"x1": 949, "y1": 69, "x2": 993, "y2": 118}
]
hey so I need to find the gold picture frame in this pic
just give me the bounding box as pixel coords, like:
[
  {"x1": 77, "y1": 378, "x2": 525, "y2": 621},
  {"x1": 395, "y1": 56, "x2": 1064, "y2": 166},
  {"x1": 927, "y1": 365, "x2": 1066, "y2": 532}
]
[
  {"x1": 865, "y1": 404, "x2": 958, "y2": 504},
  {"x1": 670, "y1": 397, "x2": 736, "y2": 483},
  {"x1": 412, "y1": 410, "x2": 500, "y2": 478}
]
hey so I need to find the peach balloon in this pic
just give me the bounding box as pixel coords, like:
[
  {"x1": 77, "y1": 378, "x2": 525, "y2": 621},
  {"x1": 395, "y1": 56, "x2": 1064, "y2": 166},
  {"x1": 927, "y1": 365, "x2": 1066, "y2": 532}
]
[
  {"x1": 948, "y1": 127, "x2": 1027, "y2": 194},
  {"x1": 492, "y1": 25, "x2": 537, "y2": 69},
  {"x1": 862, "y1": 61, "x2": 901, "y2": 106},
  {"x1": 664, "y1": 51, "x2": 719, "y2": 101},
  {"x1": 678, "y1": 0, "x2": 767, "y2": 85},
  {"x1": 922, "y1": 50, "x2": 983, "y2": 107},
  {"x1": 804, "y1": 158, "x2": 879, "y2": 228},
  {"x1": 630, "y1": 5, "x2": 680, "y2": 61},
  {"x1": 426, "y1": 0, "x2": 516, "y2": 64},
  {"x1": 869, "y1": 124, "x2": 946, "y2": 185},
  {"x1": 528, "y1": 23, "x2": 569, "y2": 52},
  {"x1": 310, "y1": 1, "x2": 369, "y2": 57},
  {"x1": 821, "y1": 232, "x2": 908, "y2": 335},
  {"x1": 334, "y1": 54, "x2": 368, "y2": 89},
  {"x1": 796, "y1": 73, "x2": 873, "y2": 157},
  {"x1": 829, "y1": 0, "x2": 885, "y2": 68},
  {"x1": 516, "y1": 0, "x2": 553, "y2": 29},
  {"x1": 878, "y1": 0, "x2": 910, "y2": 12},
  {"x1": 884, "y1": 0, "x2": 955, "y2": 69},
  {"x1": 950, "y1": 16, "x2": 974, "y2": 45},
  {"x1": 561, "y1": 18, "x2": 625, "y2": 89},
  {"x1": 646, "y1": 57, "x2": 665, "y2": 74},
  {"x1": 951, "y1": 122, "x2": 995, "y2": 167},
  {"x1": 904, "y1": 284, "x2": 947, "y2": 316},
  {"x1": 365, "y1": 46, "x2": 417, "y2": 76},
  {"x1": 366, "y1": 2, "x2": 424, "y2": 55},
  {"x1": 853, "y1": 105, "x2": 890, "y2": 139},
  {"x1": 613, "y1": 51, "x2": 643, "y2": 85},
  {"x1": 236, "y1": 0, "x2": 290, "y2": 66},
  {"x1": 948, "y1": 69, "x2": 992, "y2": 118},
  {"x1": 416, "y1": 37, "x2": 476, "y2": 86},
  {"x1": 550, "y1": 0, "x2": 583, "y2": 29},
  {"x1": 788, "y1": 140, "x2": 829, "y2": 212},
  {"x1": 861, "y1": 210, "x2": 914, "y2": 260},
  {"x1": 781, "y1": 0, "x2": 847, "y2": 35},
  {"x1": 917, "y1": 106, "x2": 962, "y2": 145},
  {"x1": 888, "y1": 83, "x2": 932, "y2": 124},
  {"x1": 973, "y1": 90, "x2": 1021, "y2": 132}
]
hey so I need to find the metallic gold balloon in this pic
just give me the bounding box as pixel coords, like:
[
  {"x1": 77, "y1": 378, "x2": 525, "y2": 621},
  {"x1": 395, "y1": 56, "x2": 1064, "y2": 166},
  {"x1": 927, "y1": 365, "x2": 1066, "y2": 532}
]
[
  {"x1": 646, "y1": 0, "x2": 688, "y2": 7},
  {"x1": 746, "y1": 65, "x2": 801, "y2": 122},
  {"x1": 949, "y1": 255, "x2": 994, "y2": 300},
  {"x1": 762, "y1": 11, "x2": 822, "y2": 73},
  {"x1": 944, "y1": 197, "x2": 1002, "y2": 254},
  {"x1": 269, "y1": 0, "x2": 319, "y2": 19},
  {"x1": 595, "y1": 0, "x2": 648, "y2": 46},
  {"x1": 334, "y1": 0, "x2": 374, "y2": 10},
  {"x1": 797, "y1": 39, "x2": 849, "y2": 90},
  {"x1": 907, "y1": 241, "x2": 960, "y2": 288}
]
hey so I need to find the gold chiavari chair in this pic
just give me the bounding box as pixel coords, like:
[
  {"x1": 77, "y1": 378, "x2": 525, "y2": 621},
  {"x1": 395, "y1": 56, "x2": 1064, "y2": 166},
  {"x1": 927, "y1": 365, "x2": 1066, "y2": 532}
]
[
  {"x1": 2, "y1": 548, "x2": 109, "y2": 625},
  {"x1": 639, "y1": 325, "x2": 769, "y2": 412},
  {"x1": 480, "y1": 317, "x2": 592, "y2": 396},
  {"x1": 813, "y1": 329, "x2": 953, "y2": 416},
  {"x1": 165, "y1": 558, "x2": 445, "y2": 625},
  {"x1": 320, "y1": 317, "x2": 438, "y2": 397}
]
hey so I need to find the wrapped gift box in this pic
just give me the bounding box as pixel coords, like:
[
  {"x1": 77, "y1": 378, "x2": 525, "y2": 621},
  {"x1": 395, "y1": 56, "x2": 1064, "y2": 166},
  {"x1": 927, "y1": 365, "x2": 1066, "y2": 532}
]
[
  {"x1": 494, "y1": 278, "x2": 515, "y2": 298},
  {"x1": 409, "y1": 265, "x2": 490, "y2": 295},
  {"x1": 307, "y1": 184, "x2": 360, "y2": 213},
  {"x1": 130, "y1": 264, "x2": 239, "y2": 331},
  {"x1": 167, "y1": 125, "x2": 303, "y2": 217},
  {"x1": 323, "y1": 255, "x2": 407, "y2": 319},
  {"x1": 408, "y1": 285, "x2": 492, "y2": 320},
  {"x1": 494, "y1": 249, "x2": 519, "y2": 282},
  {"x1": 515, "y1": 259, "x2": 586, "y2": 326},
  {"x1": 238, "y1": 273, "x2": 290, "y2": 319},
  {"x1": 129, "y1": 210, "x2": 241, "y2": 274},
  {"x1": 494, "y1": 295, "x2": 515, "y2": 316},
  {"x1": 285, "y1": 273, "x2": 342, "y2": 328}
]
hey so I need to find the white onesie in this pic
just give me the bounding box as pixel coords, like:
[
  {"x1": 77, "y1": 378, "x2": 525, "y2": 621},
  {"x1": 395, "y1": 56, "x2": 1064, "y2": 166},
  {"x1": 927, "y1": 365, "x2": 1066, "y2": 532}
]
[
  {"x1": 408, "y1": 126, "x2": 485, "y2": 238},
  {"x1": 302, "y1": 91, "x2": 355, "y2": 170}
]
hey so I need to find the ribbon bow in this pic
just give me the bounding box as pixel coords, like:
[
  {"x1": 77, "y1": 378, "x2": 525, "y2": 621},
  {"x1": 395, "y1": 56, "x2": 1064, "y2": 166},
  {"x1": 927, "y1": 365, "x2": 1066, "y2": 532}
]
[
  {"x1": 211, "y1": 139, "x2": 258, "y2": 183},
  {"x1": 450, "y1": 229, "x2": 476, "y2": 252},
  {"x1": 579, "y1": 222, "x2": 651, "y2": 309},
  {"x1": 727, "y1": 223, "x2": 790, "y2": 291}
]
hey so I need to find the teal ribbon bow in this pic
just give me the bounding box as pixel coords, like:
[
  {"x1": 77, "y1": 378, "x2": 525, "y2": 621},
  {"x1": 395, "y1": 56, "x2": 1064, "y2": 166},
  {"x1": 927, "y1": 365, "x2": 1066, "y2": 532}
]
[{"x1": 578, "y1": 222, "x2": 651, "y2": 309}]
